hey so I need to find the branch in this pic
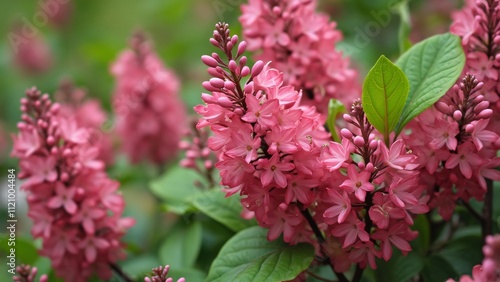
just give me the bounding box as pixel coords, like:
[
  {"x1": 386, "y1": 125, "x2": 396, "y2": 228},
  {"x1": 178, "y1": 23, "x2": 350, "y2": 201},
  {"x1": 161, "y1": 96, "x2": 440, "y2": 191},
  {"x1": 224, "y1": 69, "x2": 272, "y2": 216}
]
[
  {"x1": 482, "y1": 179, "x2": 494, "y2": 242},
  {"x1": 297, "y1": 203, "x2": 349, "y2": 282},
  {"x1": 110, "y1": 263, "x2": 133, "y2": 282}
]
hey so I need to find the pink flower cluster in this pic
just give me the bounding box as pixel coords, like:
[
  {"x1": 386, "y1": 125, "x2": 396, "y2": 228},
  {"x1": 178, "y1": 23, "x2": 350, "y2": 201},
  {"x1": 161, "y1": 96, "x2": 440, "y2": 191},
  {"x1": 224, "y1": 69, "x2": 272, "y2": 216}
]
[
  {"x1": 13, "y1": 265, "x2": 48, "y2": 282},
  {"x1": 450, "y1": 0, "x2": 500, "y2": 134},
  {"x1": 55, "y1": 79, "x2": 114, "y2": 165},
  {"x1": 403, "y1": 75, "x2": 500, "y2": 220},
  {"x1": 144, "y1": 265, "x2": 185, "y2": 282},
  {"x1": 111, "y1": 32, "x2": 186, "y2": 165},
  {"x1": 11, "y1": 88, "x2": 134, "y2": 282},
  {"x1": 448, "y1": 234, "x2": 500, "y2": 282},
  {"x1": 10, "y1": 25, "x2": 53, "y2": 74},
  {"x1": 179, "y1": 119, "x2": 217, "y2": 189},
  {"x1": 239, "y1": 0, "x2": 360, "y2": 114},
  {"x1": 197, "y1": 23, "x2": 428, "y2": 273}
]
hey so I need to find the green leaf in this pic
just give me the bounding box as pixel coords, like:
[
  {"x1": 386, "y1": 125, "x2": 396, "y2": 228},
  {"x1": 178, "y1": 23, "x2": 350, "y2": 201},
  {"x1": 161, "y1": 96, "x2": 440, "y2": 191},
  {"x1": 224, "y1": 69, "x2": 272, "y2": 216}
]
[
  {"x1": 438, "y1": 235, "x2": 483, "y2": 275},
  {"x1": 0, "y1": 235, "x2": 39, "y2": 265},
  {"x1": 396, "y1": 0, "x2": 412, "y2": 55},
  {"x1": 411, "y1": 214, "x2": 430, "y2": 255},
  {"x1": 206, "y1": 226, "x2": 314, "y2": 282},
  {"x1": 149, "y1": 166, "x2": 203, "y2": 214},
  {"x1": 421, "y1": 255, "x2": 458, "y2": 282},
  {"x1": 394, "y1": 33, "x2": 465, "y2": 134},
  {"x1": 159, "y1": 221, "x2": 202, "y2": 269},
  {"x1": 192, "y1": 188, "x2": 257, "y2": 232},
  {"x1": 375, "y1": 249, "x2": 423, "y2": 282},
  {"x1": 362, "y1": 55, "x2": 410, "y2": 144},
  {"x1": 326, "y1": 99, "x2": 346, "y2": 143}
]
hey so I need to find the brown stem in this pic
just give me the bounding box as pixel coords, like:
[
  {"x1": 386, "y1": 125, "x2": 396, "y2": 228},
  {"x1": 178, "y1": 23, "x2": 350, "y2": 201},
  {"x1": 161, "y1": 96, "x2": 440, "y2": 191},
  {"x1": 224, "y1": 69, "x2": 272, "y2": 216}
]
[
  {"x1": 482, "y1": 178, "x2": 494, "y2": 243},
  {"x1": 297, "y1": 203, "x2": 349, "y2": 282},
  {"x1": 110, "y1": 263, "x2": 133, "y2": 282}
]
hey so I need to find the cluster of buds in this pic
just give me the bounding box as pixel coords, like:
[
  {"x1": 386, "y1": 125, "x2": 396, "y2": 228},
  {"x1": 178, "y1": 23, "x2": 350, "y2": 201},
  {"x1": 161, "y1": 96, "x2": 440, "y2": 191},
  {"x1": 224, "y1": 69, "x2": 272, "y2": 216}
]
[
  {"x1": 403, "y1": 75, "x2": 500, "y2": 220},
  {"x1": 450, "y1": 0, "x2": 500, "y2": 132},
  {"x1": 179, "y1": 118, "x2": 217, "y2": 189},
  {"x1": 240, "y1": 0, "x2": 360, "y2": 114},
  {"x1": 11, "y1": 88, "x2": 134, "y2": 282},
  {"x1": 13, "y1": 265, "x2": 47, "y2": 282},
  {"x1": 144, "y1": 265, "x2": 185, "y2": 282}
]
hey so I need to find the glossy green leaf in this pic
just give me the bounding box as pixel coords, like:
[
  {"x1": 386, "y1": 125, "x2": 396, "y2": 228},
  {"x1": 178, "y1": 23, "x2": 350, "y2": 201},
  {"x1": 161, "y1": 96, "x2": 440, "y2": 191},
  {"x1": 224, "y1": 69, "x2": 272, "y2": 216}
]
[
  {"x1": 411, "y1": 214, "x2": 430, "y2": 255},
  {"x1": 375, "y1": 249, "x2": 424, "y2": 282},
  {"x1": 438, "y1": 235, "x2": 483, "y2": 275},
  {"x1": 394, "y1": 33, "x2": 465, "y2": 134},
  {"x1": 362, "y1": 55, "x2": 410, "y2": 144},
  {"x1": 159, "y1": 221, "x2": 202, "y2": 269},
  {"x1": 149, "y1": 166, "x2": 202, "y2": 214},
  {"x1": 192, "y1": 188, "x2": 257, "y2": 232},
  {"x1": 326, "y1": 99, "x2": 346, "y2": 143},
  {"x1": 421, "y1": 255, "x2": 458, "y2": 282},
  {"x1": 206, "y1": 226, "x2": 314, "y2": 282}
]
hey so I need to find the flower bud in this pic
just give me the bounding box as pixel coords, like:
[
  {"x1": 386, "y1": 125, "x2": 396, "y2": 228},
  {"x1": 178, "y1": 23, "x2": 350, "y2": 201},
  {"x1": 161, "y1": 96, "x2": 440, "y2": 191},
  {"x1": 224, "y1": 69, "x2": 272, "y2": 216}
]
[
  {"x1": 209, "y1": 78, "x2": 225, "y2": 89},
  {"x1": 201, "y1": 147, "x2": 211, "y2": 157},
  {"x1": 224, "y1": 81, "x2": 236, "y2": 90},
  {"x1": 241, "y1": 66, "x2": 250, "y2": 77},
  {"x1": 366, "y1": 163, "x2": 374, "y2": 172},
  {"x1": 201, "y1": 93, "x2": 216, "y2": 104},
  {"x1": 217, "y1": 96, "x2": 234, "y2": 108},
  {"x1": 251, "y1": 61, "x2": 265, "y2": 77},
  {"x1": 453, "y1": 110, "x2": 463, "y2": 121},
  {"x1": 474, "y1": 101, "x2": 490, "y2": 113},
  {"x1": 340, "y1": 128, "x2": 352, "y2": 139},
  {"x1": 358, "y1": 162, "x2": 365, "y2": 169},
  {"x1": 353, "y1": 136, "x2": 365, "y2": 147},
  {"x1": 209, "y1": 38, "x2": 218, "y2": 47},
  {"x1": 435, "y1": 102, "x2": 451, "y2": 114},
  {"x1": 369, "y1": 140, "x2": 378, "y2": 149},
  {"x1": 477, "y1": 109, "x2": 493, "y2": 119},
  {"x1": 239, "y1": 56, "x2": 247, "y2": 66},
  {"x1": 207, "y1": 67, "x2": 223, "y2": 78},
  {"x1": 465, "y1": 124, "x2": 475, "y2": 133},
  {"x1": 201, "y1": 55, "x2": 218, "y2": 67},
  {"x1": 204, "y1": 160, "x2": 213, "y2": 169},
  {"x1": 202, "y1": 81, "x2": 218, "y2": 92},
  {"x1": 244, "y1": 82, "x2": 254, "y2": 94},
  {"x1": 231, "y1": 35, "x2": 239, "y2": 45},
  {"x1": 228, "y1": 60, "x2": 238, "y2": 72},
  {"x1": 178, "y1": 141, "x2": 190, "y2": 149},
  {"x1": 237, "y1": 41, "x2": 247, "y2": 57}
]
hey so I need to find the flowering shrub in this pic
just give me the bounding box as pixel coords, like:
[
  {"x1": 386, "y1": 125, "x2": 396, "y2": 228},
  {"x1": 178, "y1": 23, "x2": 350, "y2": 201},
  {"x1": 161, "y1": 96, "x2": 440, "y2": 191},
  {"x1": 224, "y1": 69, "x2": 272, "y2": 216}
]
[{"x1": 4, "y1": 0, "x2": 500, "y2": 282}]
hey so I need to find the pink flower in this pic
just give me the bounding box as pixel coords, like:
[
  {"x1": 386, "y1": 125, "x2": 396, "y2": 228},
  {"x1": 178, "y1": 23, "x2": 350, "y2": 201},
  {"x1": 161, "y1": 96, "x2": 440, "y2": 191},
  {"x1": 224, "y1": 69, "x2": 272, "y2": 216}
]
[
  {"x1": 226, "y1": 127, "x2": 261, "y2": 163},
  {"x1": 369, "y1": 193, "x2": 406, "y2": 229},
  {"x1": 379, "y1": 139, "x2": 418, "y2": 170},
  {"x1": 469, "y1": 119, "x2": 498, "y2": 151},
  {"x1": 340, "y1": 164, "x2": 374, "y2": 201},
  {"x1": 323, "y1": 189, "x2": 351, "y2": 224},
  {"x1": 241, "y1": 95, "x2": 279, "y2": 128},
  {"x1": 79, "y1": 236, "x2": 110, "y2": 263},
  {"x1": 331, "y1": 215, "x2": 370, "y2": 248},
  {"x1": 428, "y1": 118, "x2": 459, "y2": 150},
  {"x1": 257, "y1": 153, "x2": 295, "y2": 188},
  {"x1": 445, "y1": 142, "x2": 483, "y2": 179},
  {"x1": 47, "y1": 182, "x2": 77, "y2": 214},
  {"x1": 11, "y1": 127, "x2": 41, "y2": 158},
  {"x1": 372, "y1": 222, "x2": 416, "y2": 261},
  {"x1": 322, "y1": 138, "x2": 352, "y2": 171},
  {"x1": 70, "y1": 200, "x2": 106, "y2": 234}
]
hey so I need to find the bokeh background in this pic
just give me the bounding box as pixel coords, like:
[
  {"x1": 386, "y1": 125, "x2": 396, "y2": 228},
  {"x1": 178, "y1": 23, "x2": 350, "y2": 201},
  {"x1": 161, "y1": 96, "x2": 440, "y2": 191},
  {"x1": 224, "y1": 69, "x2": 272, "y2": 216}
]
[{"x1": 0, "y1": 0, "x2": 462, "y2": 281}]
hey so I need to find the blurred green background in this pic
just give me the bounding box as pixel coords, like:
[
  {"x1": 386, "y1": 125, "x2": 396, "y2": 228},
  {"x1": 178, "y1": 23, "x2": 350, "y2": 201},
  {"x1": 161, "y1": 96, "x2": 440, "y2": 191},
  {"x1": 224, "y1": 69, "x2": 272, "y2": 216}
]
[{"x1": 0, "y1": 0, "x2": 461, "y2": 281}]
